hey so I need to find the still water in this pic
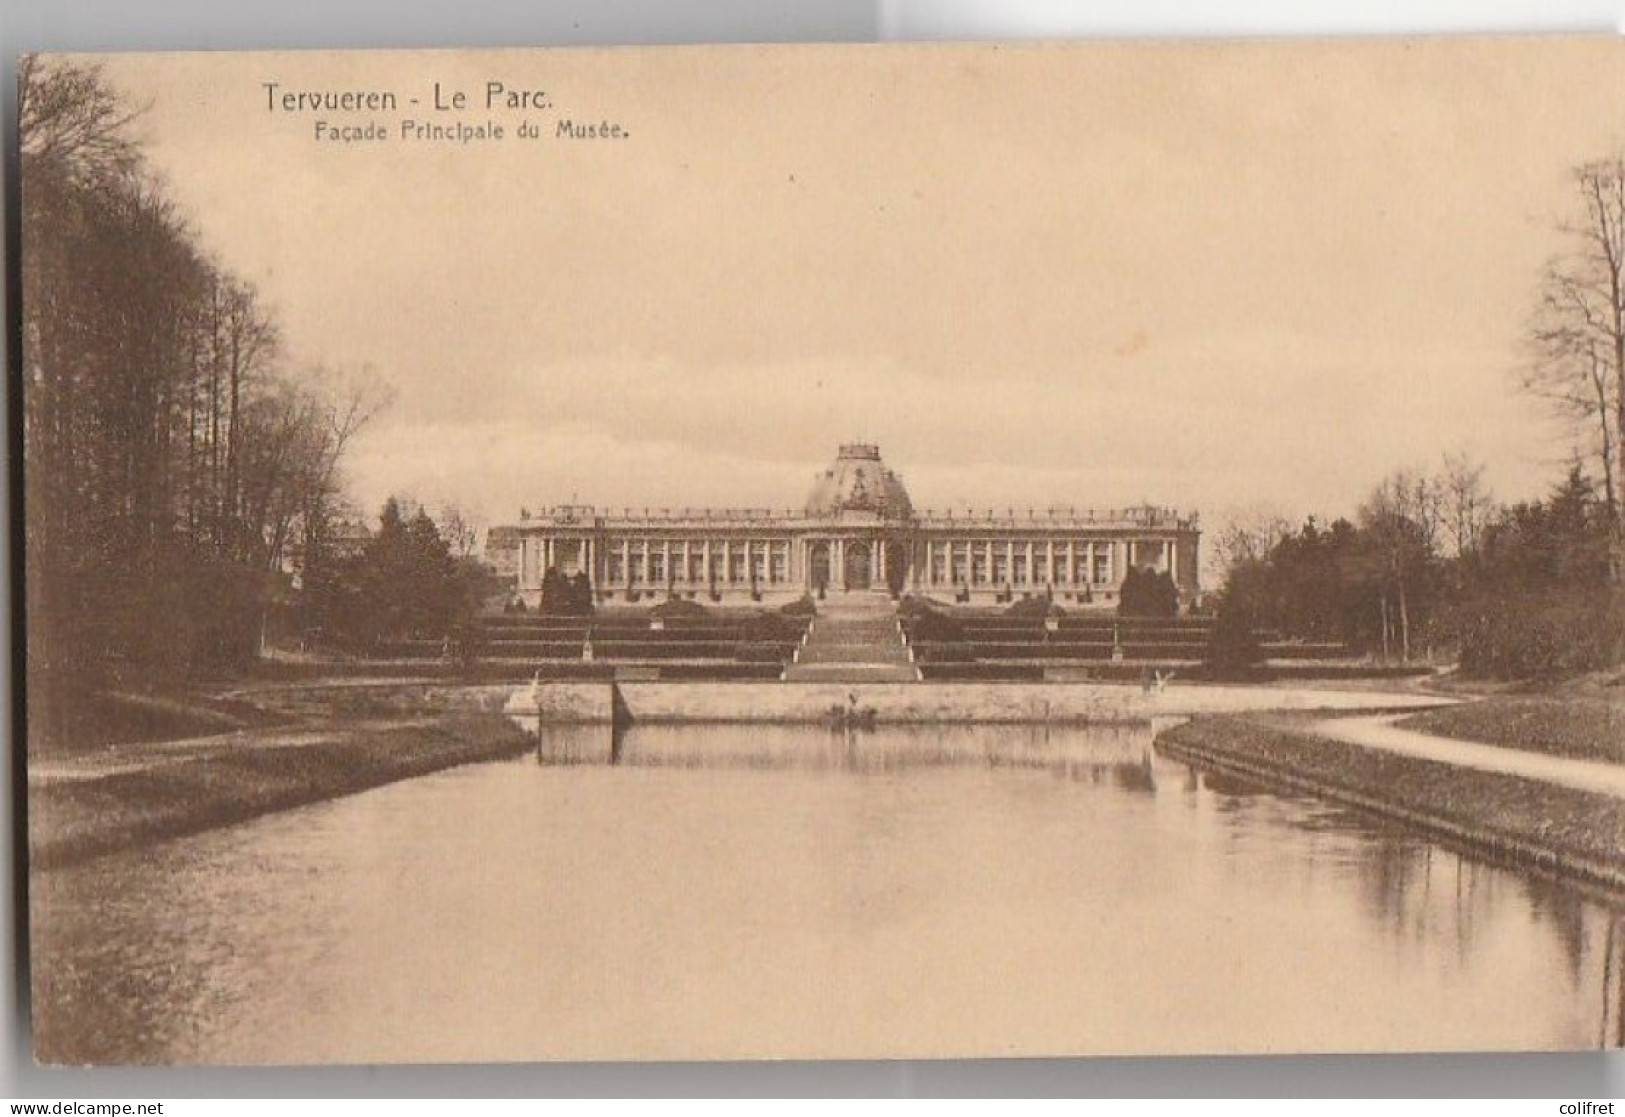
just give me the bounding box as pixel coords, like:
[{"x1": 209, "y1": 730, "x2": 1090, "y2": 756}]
[{"x1": 32, "y1": 723, "x2": 1625, "y2": 1063}]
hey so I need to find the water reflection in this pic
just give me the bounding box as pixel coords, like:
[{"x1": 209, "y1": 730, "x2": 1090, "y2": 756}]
[
  {"x1": 30, "y1": 722, "x2": 1625, "y2": 1064},
  {"x1": 535, "y1": 721, "x2": 1157, "y2": 779}
]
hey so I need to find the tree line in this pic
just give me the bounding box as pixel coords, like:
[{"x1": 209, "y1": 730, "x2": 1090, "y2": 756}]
[
  {"x1": 1213, "y1": 458, "x2": 1623, "y2": 677},
  {"x1": 1211, "y1": 156, "x2": 1625, "y2": 681},
  {"x1": 20, "y1": 57, "x2": 386, "y2": 739},
  {"x1": 308, "y1": 497, "x2": 498, "y2": 654}
]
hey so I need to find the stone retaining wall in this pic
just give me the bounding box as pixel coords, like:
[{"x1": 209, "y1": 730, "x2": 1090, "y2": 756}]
[{"x1": 508, "y1": 680, "x2": 1453, "y2": 725}]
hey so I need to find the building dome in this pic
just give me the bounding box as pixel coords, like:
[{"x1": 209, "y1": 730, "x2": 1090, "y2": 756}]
[{"x1": 804, "y1": 443, "x2": 913, "y2": 519}]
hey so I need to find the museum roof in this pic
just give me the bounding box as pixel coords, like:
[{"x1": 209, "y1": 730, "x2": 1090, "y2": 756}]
[
  {"x1": 510, "y1": 444, "x2": 1198, "y2": 531},
  {"x1": 803, "y1": 443, "x2": 914, "y2": 520}
]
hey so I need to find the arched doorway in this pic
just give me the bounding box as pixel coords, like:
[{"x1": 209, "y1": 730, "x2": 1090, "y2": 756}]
[
  {"x1": 809, "y1": 542, "x2": 831, "y2": 593},
  {"x1": 844, "y1": 541, "x2": 872, "y2": 590},
  {"x1": 884, "y1": 540, "x2": 908, "y2": 596}
]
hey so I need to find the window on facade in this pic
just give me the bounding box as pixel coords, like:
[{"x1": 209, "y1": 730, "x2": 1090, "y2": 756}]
[
  {"x1": 931, "y1": 550, "x2": 947, "y2": 584},
  {"x1": 992, "y1": 553, "x2": 1008, "y2": 585},
  {"x1": 688, "y1": 552, "x2": 703, "y2": 582},
  {"x1": 971, "y1": 551, "x2": 988, "y2": 585},
  {"x1": 607, "y1": 554, "x2": 624, "y2": 584},
  {"x1": 1094, "y1": 550, "x2": 1111, "y2": 585},
  {"x1": 650, "y1": 552, "x2": 666, "y2": 584},
  {"x1": 1012, "y1": 549, "x2": 1026, "y2": 585},
  {"x1": 770, "y1": 545, "x2": 787, "y2": 584},
  {"x1": 730, "y1": 551, "x2": 746, "y2": 583}
]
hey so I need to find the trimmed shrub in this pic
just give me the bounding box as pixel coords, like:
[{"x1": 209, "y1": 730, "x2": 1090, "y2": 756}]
[
  {"x1": 740, "y1": 611, "x2": 805, "y2": 643},
  {"x1": 1005, "y1": 595, "x2": 1063, "y2": 619},
  {"x1": 778, "y1": 595, "x2": 818, "y2": 618},
  {"x1": 650, "y1": 597, "x2": 710, "y2": 621}
]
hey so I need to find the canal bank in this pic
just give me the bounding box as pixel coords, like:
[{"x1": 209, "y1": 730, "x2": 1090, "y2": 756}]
[
  {"x1": 508, "y1": 678, "x2": 1455, "y2": 724},
  {"x1": 28, "y1": 688, "x2": 530, "y2": 868},
  {"x1": 1155, "y1": 714, "x2": 1625, "y2": 898}
]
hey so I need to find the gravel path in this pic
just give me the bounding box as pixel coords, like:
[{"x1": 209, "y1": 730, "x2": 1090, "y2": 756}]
[{"x1": 1311, "y1": 712, "x2": 1625, "y2": 800}]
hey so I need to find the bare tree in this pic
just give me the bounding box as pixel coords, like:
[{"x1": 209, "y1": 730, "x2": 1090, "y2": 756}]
[
  {"x1": 435, "y1": 503, "x2": 482, "y2": 559},
  {"x1": 19, "y1": 55, "x2": 142, "y2": 190},
  {"x1": 1526, "y1": 158, "x2": 1625, "y2": 574},
  {"x1": 1436, "y1": 451, "x2": 1494, "y2": 558},
  {"x1": 1210, "y1": 504, "x2": 1294, "y2": 584},
  {"x1": 288, "y1": 367, "x2": 394, "y2": 613},
  {"x1": 1359, "y1": 469, "x2": 1442, "y2": 663}
]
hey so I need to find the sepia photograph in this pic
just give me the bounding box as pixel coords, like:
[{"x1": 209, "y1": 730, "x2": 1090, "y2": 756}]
[{"x1": 17, "y1": 39, "x2": 1625, "y2": 1065}]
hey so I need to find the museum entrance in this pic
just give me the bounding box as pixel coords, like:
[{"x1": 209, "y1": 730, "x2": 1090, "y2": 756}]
[
  {"x1": 844, "y1": 541, "x2": 872, "y2": 590},
  {"x1": 884, "y1": 540, "x2": 907, "y2": 596},
  {"x1": 809, "y1": 543, "x2": 831, "y2": 593}
]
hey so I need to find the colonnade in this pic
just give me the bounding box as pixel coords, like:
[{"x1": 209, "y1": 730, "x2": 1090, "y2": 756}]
[
  {"x1": 517, "y1": 530, "x2": 1185, "y2": 596},
  {"x1": 522, "y1": 534, "x2": 797, "y2": 589},
  {"x1": 911, "y1": 536, "x2": 1176, "y2": 591}
]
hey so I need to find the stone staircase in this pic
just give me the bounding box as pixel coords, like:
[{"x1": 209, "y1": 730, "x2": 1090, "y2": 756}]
[{"x1": 783, "y1": 593, "x2": 921, "y2": 682}]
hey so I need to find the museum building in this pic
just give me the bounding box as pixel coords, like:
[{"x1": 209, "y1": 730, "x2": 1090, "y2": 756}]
[{"x1": 505, "y1": 443, "x2": 1200, "y2": 610}]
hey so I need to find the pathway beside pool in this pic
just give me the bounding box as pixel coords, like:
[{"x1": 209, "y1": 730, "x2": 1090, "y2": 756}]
[{"x1": 1311, "y1": 713, "x2": 1625, "y2": 801}]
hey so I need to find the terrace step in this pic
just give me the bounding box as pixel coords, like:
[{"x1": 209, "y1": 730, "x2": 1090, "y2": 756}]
[{"x1": 783, "y1": 595, "x2": 920, "y2": 682}]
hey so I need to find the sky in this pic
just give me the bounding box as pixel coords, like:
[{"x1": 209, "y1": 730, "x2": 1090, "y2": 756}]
[{"x1": 88, "y1": 39, "x2": 1625, "y2": 542}]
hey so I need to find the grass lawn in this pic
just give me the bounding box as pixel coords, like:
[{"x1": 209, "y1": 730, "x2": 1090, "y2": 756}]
[
  {"x1": 28, "y1": 710, "x2": 531, "y2": 868},
  {"x1": 1159, "y1": 714, "x2": 1625, "y2": 882},
  {"x1": 1397, "y1": 694, "x2": 1625, "y2": 766}
]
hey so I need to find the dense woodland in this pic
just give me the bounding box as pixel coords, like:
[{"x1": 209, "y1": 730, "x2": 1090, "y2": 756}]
[
  {"x1": 19, "y1": 58, "x2": 406, "y2": 739},
  {"x1": 1211, "y1": 462, "x2": 1624, "y2": 677}
]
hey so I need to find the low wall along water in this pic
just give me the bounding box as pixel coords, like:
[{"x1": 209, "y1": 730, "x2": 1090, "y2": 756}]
[{"x1": 505, "y1": 680, "x2": 1453, "y2": 726}]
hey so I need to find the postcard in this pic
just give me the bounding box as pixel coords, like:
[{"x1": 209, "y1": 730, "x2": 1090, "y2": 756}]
[{"x1": 19, "y1": 40, "x2": 1625, "y2": 1064}]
